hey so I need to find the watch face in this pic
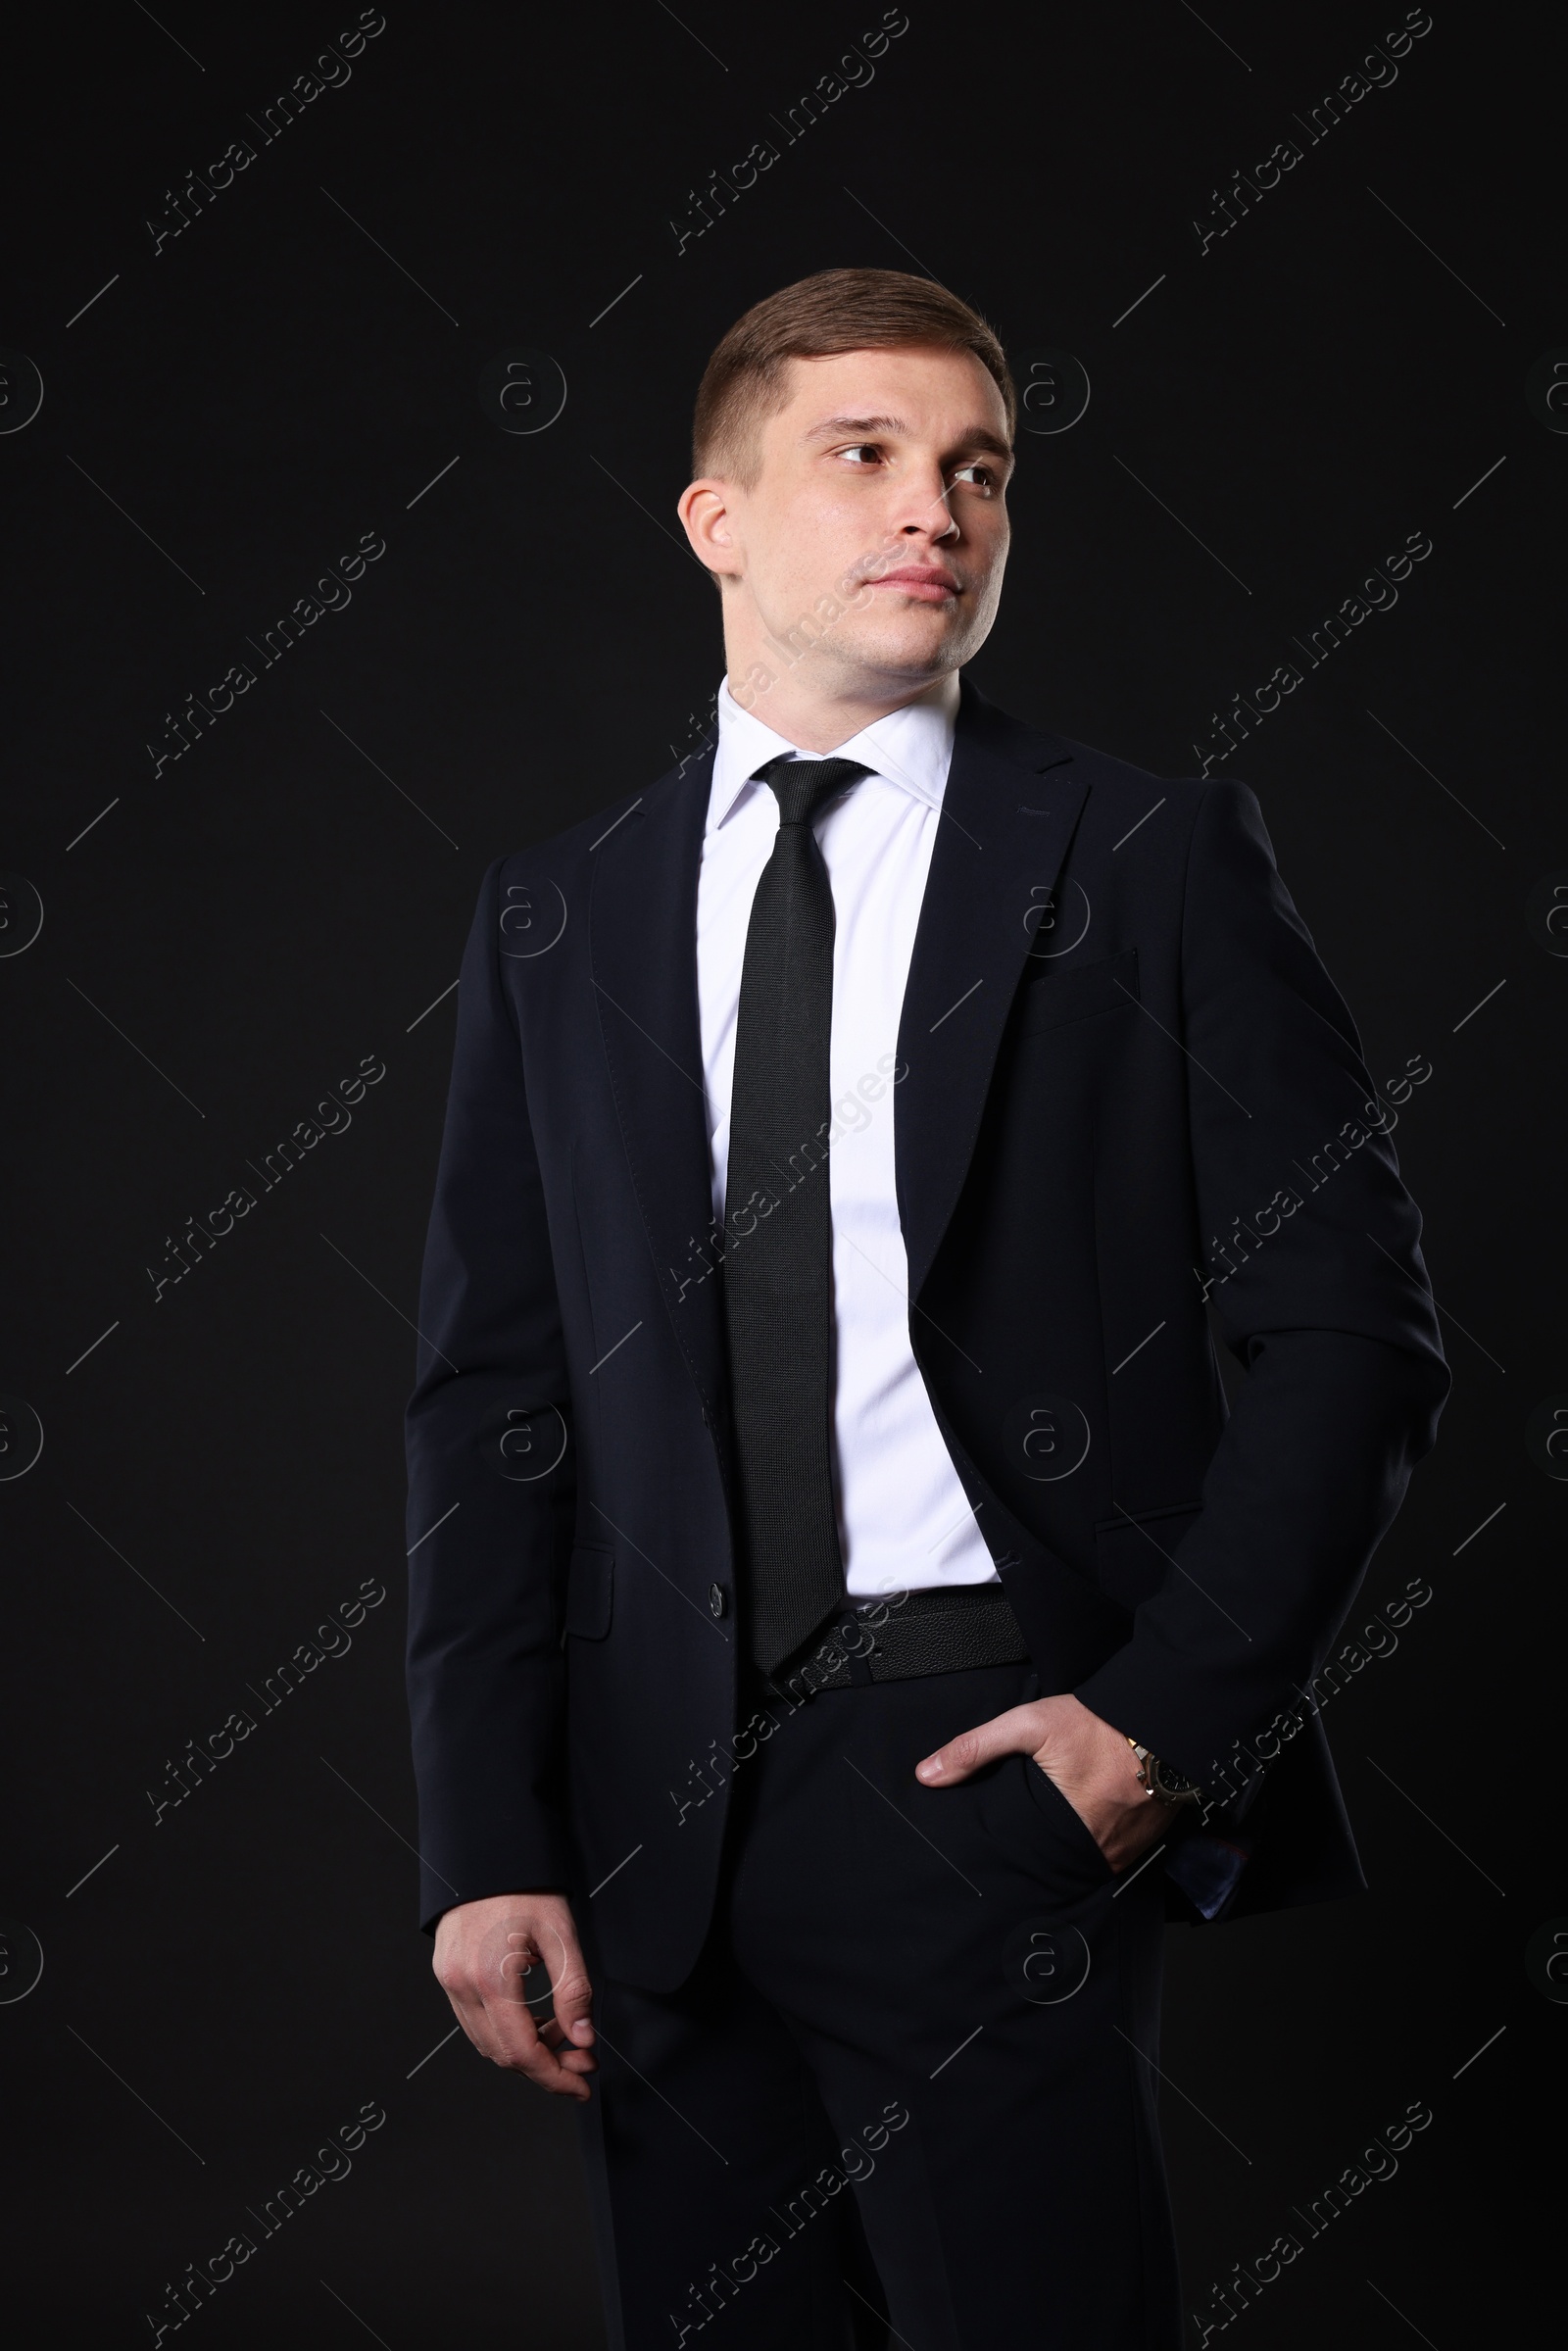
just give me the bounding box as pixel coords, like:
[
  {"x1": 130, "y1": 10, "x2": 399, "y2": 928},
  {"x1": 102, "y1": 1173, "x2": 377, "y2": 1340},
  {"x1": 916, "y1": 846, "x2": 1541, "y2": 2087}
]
[{"x1": 1153, "y1": 1762, "x2": 1200, "y2": 1801}]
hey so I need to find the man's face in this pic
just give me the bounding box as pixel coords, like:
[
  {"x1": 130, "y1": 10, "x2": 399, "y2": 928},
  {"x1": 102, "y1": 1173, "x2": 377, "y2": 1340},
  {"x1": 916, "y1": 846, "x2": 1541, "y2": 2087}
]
[{"x1": 682, "y1": 345, "x2": 1014, "y2": 694}]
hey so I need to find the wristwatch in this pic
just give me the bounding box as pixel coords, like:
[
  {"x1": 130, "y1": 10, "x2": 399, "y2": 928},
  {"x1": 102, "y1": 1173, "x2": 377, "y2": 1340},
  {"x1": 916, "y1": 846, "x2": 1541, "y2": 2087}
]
[{"x1": 1126, "y1": 1738, "x2": 1202, "y2": 1807}]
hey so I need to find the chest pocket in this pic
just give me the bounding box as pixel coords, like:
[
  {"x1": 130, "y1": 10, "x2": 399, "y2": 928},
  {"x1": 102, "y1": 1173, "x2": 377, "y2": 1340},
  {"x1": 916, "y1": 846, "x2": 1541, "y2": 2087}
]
[{"x1": 1013, "y1": 946, "x2": 1139, "y2": 1038}]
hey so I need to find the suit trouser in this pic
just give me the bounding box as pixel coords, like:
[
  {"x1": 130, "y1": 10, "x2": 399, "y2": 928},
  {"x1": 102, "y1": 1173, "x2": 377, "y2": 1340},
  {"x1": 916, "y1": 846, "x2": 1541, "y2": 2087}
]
[{"x1": 573, "y1": 1658, "x2": 1184, "y2": 2349}]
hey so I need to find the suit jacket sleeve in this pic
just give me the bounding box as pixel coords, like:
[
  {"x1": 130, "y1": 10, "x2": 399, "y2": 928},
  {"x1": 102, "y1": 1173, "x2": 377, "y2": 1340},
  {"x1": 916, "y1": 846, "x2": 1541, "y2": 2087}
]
[
  {"x1": 1072, "y1": 780, "x2": 1449, "y2": 1783},
  {"x1": 404, "y1": 856, "x2": 575, "y2": 1934}
]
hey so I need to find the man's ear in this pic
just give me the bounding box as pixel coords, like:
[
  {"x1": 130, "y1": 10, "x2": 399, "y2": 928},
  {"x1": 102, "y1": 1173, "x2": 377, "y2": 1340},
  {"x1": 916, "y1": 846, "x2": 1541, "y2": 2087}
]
[{"x1": 679, "y1": 477, "x2": 743, "y2": 582}]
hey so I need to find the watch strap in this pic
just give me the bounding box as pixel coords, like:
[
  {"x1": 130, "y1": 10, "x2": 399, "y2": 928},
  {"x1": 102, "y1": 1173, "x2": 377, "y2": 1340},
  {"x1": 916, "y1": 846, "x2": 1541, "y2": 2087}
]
[{"x1": 1127, "y1": 1736, "x2": 1202, "y2": 1806}]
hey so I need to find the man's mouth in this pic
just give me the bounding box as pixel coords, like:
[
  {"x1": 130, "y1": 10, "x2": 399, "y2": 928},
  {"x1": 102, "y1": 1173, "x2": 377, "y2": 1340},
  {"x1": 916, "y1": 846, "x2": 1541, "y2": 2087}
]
[{"x1": 865, "y1": 564, "x2": 960, "y2": 604}]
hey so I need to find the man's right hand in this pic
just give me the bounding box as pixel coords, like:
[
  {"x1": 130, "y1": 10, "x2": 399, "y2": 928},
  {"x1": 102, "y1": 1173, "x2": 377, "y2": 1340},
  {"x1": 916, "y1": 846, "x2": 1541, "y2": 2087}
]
[{"x1": 432, "y1": 1891, "x2": 596, "y2": 2101}]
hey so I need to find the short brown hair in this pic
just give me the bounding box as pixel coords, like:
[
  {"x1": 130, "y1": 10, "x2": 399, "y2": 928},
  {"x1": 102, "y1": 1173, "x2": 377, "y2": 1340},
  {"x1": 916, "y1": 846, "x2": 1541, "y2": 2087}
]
[{"x1": 692, "y1": 267, "x2": 1015, "y2": 485}]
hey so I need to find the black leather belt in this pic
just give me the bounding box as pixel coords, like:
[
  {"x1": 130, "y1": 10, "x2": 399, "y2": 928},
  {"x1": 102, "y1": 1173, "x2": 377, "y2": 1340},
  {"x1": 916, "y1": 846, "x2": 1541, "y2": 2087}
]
[{"x1": 757, "y1": 1585, "x2": 1030, "y2": 1703}]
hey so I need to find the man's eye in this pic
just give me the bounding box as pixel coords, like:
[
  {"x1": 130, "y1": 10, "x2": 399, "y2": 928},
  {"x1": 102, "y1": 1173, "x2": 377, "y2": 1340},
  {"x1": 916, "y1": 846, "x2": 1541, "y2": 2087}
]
[
  {"x1": 840, "y1": 443, "x2": 882, "y2": 465},
  {"x1": 951, "y1": 463, "x2": 994, "y2": 490}
]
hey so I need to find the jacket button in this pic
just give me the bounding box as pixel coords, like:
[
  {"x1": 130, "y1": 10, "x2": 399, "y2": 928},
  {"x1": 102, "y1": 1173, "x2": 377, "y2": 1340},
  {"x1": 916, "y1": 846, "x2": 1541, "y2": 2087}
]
[{"x1": 709, "y1": 1583, "x2": 727, "y2": 1618}]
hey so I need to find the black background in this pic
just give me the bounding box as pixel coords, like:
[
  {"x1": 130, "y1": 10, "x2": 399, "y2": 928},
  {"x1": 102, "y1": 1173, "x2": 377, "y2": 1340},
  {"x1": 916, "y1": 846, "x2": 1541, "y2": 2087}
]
[{"x1": 1, "y1": 1, "x2": 1557, "y2": 2342}]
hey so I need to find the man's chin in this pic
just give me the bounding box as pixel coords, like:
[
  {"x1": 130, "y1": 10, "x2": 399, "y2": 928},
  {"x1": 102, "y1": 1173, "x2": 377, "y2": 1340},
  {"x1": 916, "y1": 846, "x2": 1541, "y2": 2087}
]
[{"x1": 841, "y1": 615, "x2": 978, "y2": 686}]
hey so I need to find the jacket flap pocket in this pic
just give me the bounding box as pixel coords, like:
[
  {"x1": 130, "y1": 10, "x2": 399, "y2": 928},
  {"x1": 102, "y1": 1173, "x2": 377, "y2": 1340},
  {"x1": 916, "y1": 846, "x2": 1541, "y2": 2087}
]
[
  {"x1": 1094, "y1": 1503, "x2": 1200, "y2": 1609},
  {"x1": 564, "y1": 1543, "x2": 613, "y2": 1640},
  {"x1": 1014, "y1": 946, "x2": 1139, "y2": 1037}
]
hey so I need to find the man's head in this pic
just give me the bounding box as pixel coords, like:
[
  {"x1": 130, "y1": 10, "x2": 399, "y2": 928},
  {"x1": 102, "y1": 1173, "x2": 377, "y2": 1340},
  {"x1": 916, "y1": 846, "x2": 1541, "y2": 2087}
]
[{"x1": 678, "y1": 269, "x2": 1016, "y2": 740}]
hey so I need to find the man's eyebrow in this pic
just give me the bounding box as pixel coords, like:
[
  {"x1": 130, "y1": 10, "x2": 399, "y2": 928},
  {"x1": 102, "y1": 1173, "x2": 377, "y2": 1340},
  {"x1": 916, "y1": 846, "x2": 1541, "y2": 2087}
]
[
  {"x1": 951, "y1": 426, "x2": 1014, "y2": 464},
  {"x1": 800, "y1": 413, "x2": 1014, "y2": 463},
  {"x1": 801, "y1": 412, "x2": 909, "y2": 443}
]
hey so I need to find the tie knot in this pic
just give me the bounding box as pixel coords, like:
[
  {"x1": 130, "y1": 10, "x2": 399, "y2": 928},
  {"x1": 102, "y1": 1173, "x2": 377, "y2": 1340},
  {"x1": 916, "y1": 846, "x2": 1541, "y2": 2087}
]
[{"x1": 756, "y1": 755, "x2": 869, "y2": 828}]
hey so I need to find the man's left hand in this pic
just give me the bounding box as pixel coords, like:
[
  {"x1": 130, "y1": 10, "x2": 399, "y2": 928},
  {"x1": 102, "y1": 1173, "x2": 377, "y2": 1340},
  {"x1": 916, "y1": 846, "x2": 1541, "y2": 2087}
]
[{"x1": 914, "y1": 1690, "x2": 1170, "y2": 1872}]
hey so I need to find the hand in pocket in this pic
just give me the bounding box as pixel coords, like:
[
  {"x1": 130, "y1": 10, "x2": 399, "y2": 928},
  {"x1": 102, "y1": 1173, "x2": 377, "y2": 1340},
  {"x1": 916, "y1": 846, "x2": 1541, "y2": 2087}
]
[{"x1": 915, "y1": 1690, "x2": 1169, "y2": 1874}]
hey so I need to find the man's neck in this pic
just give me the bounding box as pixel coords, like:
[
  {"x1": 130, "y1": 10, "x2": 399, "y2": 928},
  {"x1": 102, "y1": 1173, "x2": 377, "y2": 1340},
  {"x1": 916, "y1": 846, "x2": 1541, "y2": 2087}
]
[{"x1": 725, "y1": 661, "x2": 959, "y2": 754}]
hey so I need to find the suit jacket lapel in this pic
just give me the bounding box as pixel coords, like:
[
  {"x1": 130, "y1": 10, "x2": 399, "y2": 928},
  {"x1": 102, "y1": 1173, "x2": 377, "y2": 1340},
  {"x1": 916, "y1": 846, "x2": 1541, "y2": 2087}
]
[
  {"x1": 589, "y1": 743, "x2": 729, "y2": 1424},
  {"x1": 896, "y1": 680, "x2": 1085, "y2": 1300},
  {"x1": 589, "y1": 684, "x2": 1086, "y2": 1418}
]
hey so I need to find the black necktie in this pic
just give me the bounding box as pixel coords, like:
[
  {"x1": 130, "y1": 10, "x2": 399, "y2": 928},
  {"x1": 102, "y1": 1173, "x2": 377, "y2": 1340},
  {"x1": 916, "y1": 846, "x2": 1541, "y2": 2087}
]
[{"x1": 723, "y1": 755, "x2": 869, "y2": 1678}]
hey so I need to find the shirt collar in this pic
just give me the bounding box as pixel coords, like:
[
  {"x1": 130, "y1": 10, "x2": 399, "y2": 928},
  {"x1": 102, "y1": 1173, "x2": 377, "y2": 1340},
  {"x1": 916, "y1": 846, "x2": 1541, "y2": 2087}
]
[{"x1": 706, "y1": 673, "x2": 958, "y2": 836}]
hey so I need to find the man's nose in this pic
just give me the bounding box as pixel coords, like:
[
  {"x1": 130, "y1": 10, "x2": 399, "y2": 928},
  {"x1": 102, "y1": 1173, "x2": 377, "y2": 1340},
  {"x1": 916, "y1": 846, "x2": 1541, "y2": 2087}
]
[{"x1": 888, "y1": 466, "x2": 959, "y2": 541}]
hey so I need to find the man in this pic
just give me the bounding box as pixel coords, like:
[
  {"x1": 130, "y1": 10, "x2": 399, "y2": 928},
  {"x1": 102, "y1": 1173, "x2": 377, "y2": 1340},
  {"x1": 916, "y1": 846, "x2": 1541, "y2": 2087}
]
[{"x1": 405, "y1": 269, "x2": 1446, "y2": 2347}]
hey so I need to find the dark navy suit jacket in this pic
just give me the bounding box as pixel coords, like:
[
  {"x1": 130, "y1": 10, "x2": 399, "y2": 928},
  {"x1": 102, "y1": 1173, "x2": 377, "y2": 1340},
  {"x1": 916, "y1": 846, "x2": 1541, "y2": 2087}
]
[{"x1": 404, "y1": 677, "x2": 1447, "y2": 1990}]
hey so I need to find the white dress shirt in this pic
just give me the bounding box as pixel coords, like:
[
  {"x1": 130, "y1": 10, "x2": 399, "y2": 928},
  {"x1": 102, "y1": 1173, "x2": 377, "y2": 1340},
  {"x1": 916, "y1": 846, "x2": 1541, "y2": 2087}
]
[{"x1": 697, "y1": 675, "x2": 998, "y2": 1597}]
